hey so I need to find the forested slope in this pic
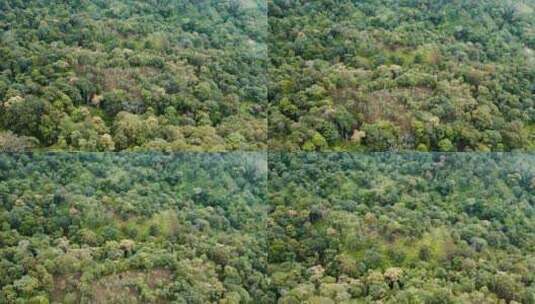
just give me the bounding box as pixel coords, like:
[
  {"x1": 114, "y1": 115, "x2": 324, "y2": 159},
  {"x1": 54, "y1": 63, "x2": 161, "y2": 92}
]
[
  {"x1": 2, "y1": 153, "x2": 534, "y2": 303},
  {"x1": 269, "y1": 0, "x2": 535, "y2": 151},
  {"x1": 0, "y1": 153, "x2": 271, "y2": 303},
  {"x1": 0, "y1": 0, "x2": 267, "y2": 151},
  {"x1": 269, "y1": 153, "x2": 535, "y2": 303}
]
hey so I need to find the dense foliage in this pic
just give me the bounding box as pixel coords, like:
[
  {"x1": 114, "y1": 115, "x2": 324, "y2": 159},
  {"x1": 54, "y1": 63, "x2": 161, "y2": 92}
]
[
  {"x1": 1, "y1": 152, "x2": 534, "y2": 304},
  {"x1": 269, "y1": 0, "x2": 535, "y2": 151},
  {"x1": 0, "y1": 0, "x2": 267, "y2": 151},
  {"x1": 269, "y1": 153, "x2": 535, "y2": 303},
  {"x1": 0, "y1": 153, "x2": 271, "y2": 303}
]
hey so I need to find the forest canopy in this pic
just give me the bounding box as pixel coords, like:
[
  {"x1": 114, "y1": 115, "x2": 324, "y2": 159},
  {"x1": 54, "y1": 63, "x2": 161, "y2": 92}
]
[
  {"x1": 268, "y1": 153, "x2": 535, "y2": 303},
  {"x1": 269, "y1": 0, "x2": 535, "y2": 151},
  {"x1": 1, "y1": 153, "x2": 534, "y2": 303},
  {"x1": 0, "y1": 0, "x2": 267, "y2": 151},
  {"x1": 2, "y1": 0, "x2": 534, "y2": 151},
  {"x1": 1, "y1": 0, "x2": 535, "y2": 303},
  {"x1": 0, "y1": 153, "x2": 270, "y2": 303}
]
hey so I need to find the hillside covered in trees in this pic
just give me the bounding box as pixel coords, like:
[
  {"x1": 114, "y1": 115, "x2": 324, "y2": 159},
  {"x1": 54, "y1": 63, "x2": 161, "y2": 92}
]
[
  {"x1": 0, "y1": 153, "x2": 270, "y2": 303},
  {"x1": 1, "y1": 152, "x2": 534, "y2": 303},
  {"x1": 0, "y1": 0, "x2": 267, "y2": 151},
  {"x1": 269, "y1": 153, "x2": 535, "y2": 303},
  {"x1": 269, "y1": 0, "x2": 535, "y2": 151}
]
